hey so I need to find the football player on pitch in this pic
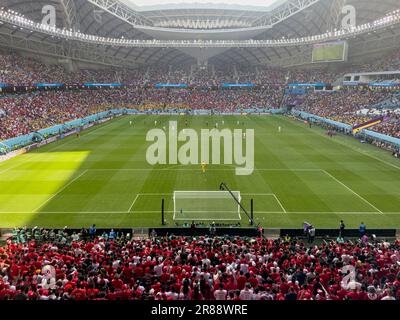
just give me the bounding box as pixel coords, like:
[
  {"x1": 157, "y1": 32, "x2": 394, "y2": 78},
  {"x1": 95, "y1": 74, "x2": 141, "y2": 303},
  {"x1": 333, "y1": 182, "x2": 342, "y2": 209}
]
[{"x1": 201, "y1": 161, "x2": 206, "y2": 173}]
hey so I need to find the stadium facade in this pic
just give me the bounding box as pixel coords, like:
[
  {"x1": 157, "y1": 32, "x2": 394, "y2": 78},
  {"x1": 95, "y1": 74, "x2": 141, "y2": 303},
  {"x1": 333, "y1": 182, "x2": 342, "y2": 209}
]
[
  {"x1": 0, "y1": 0, "x2": 399, "y2": 70},
  {"x1": 1, "y1": 1, "x2": 400, "y2": 305}
]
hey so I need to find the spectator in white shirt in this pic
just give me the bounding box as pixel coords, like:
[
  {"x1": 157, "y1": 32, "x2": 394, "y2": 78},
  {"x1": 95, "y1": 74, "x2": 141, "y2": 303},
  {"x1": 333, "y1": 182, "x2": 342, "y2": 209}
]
[
  {"x1": 239, "y1": 283, "x2": 254, "y2": 300},
  {"x1": 214, "y1": 283, "x2": 227, "y2": 300},
  {"x1": 381, "y1": 288, "x2": 396, "y2": 300}
]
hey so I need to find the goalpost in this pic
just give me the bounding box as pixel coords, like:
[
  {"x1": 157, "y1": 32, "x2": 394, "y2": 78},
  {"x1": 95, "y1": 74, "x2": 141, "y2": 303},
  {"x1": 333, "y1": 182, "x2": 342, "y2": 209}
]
[{"x1": 173, "y1": 191, "x2": 242, "y2": 222}]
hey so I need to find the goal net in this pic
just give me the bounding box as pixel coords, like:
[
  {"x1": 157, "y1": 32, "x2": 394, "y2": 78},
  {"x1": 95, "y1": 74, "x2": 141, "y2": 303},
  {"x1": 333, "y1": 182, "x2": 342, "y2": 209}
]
[{"x1": 173, "y1": 191, "x2": 241, "y2": 222}]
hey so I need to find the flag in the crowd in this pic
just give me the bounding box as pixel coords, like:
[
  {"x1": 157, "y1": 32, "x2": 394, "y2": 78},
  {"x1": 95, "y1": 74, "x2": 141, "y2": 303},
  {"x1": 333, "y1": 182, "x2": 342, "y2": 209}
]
[{"x1": 352, "y1": 116, "x2": 384, "y2": 134}]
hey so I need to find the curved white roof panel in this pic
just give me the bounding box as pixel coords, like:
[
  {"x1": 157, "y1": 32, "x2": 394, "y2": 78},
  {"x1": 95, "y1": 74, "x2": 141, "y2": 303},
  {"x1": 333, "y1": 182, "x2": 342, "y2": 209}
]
[{"x1": 122, "y1": 0, "x2": 285, "y2": 12}]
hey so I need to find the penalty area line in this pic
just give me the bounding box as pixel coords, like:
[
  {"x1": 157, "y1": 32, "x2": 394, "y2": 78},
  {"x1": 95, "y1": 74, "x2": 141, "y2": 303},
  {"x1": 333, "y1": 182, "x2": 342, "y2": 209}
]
[
  {"x1": 31, "y1": 170, "x2": 89, "y2": 213},
  {"x1": 322, "y1": 170, "x2": 383, "y2": 214},
  {"x1": 87, "y1": 168, "x2": 324, "y2": 172},
  {"x1": 127, "y1": 194, "x2": 140, "y2": 213},
  {"x1": 272, "y1": 194, "x2": 287, "y2": 213},
  {"x1": 0, "y1": 211, "x2": 398, "y2": 215}
]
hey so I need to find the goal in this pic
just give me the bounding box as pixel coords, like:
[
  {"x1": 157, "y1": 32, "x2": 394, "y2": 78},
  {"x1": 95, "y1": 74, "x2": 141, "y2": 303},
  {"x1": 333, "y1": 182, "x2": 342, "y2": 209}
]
[{"x1": 173, "y1": 191, "x2": 242, "y2": 222}]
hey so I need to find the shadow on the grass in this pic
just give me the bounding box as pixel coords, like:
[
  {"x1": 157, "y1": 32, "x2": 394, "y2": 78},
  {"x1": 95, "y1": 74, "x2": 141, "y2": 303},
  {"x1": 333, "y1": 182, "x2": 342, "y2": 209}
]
[{"x1": 23, "y1": 115, "x2": 156, "y2": 228}]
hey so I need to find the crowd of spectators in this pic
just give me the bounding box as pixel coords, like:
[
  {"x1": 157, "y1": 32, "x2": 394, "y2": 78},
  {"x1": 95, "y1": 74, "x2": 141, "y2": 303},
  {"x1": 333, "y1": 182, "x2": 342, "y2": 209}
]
[
  {"x1": 346, "y1": 50, "x2": 400, "y2": 74},
  {"x1": 0, "y1": 228, "x2": 399, "y2": 300},
  {"x1": 138, "y1": 87, "x2": 284, "y2": 111},
  {"x1": 1, "y1": 50, "x2": 400, "y2": 142},
  {"x1": 0, "y1": 52, "x2": 341, "y2": 87},
  {"x1": 1, "y1": 87, "x2": 399, "y2": 142},
  {"x1": 372, "y1": 113, "x2": 400, "y2": 138},
  {"x1": 2, "y1": 46, "x2": 400, "y2": 88},
  {"x1": 0, "y1": 54, "x2": 123, "y2": 85},
  {"x1": 0, "y1": 87, "x2": 284, "y2": 140},
  {"x1": 295, "y1": 90, "x2": 400, "y2": 138},
  {"x1": 0, "y1": 90, "x2": 139, "y2": 140}
]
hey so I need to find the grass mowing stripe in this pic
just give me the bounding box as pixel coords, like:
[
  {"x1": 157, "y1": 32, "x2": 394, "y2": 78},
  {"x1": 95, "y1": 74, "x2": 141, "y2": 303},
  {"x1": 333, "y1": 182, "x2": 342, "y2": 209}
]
[
  {"x1": 45, "y1": 118, "x2": 122, "y2": 152},
  {"x1": 5, "y1": 207, "x2": 378, "y2": 215},
  {"x1": 1, "y1": 115, "x2": 399, "y2": 228},
  {"x1": 127, "y1": 194, "x2": 140, "y2": 213},
  {"x1": 0, "y1": 211, "x2": 395, "y2": 215},
  {"x1": 272, "y1": 194, "x2": 287, "y2": 213},
  {"x1": 0, "y1": 117, "x2": 123, "y2": 173},
  {"x1": 31, "y1": 170, "x2": 88, "y2": 213},
  {"x1": 87, "y1": 168, "x2": 324, "y2": 171},
  {"x1": 280, "y1": 116, "x2": 400, "y2": 171},
  {"x1": 0, "y1": 160, "x2": 29, "y2": 175},
  {"x1": 322, "y1": 170, "x2": 383, "y2": 214}
]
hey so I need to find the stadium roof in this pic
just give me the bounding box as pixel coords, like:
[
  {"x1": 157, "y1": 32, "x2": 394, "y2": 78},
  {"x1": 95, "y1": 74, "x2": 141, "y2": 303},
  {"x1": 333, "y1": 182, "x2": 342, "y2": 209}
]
[
  {"x1": 122, "y1": 0, "x2": 284, "y2": 12},
  {"x1": 0, "y1": 0, "x2": 399, "y2": 68}
]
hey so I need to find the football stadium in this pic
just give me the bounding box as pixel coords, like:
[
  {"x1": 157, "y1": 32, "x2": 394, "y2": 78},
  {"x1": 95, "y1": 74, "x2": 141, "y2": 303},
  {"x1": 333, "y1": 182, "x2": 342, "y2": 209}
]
[{"x1": 0, "y1": 0, "x2": 400, "y2": 305}]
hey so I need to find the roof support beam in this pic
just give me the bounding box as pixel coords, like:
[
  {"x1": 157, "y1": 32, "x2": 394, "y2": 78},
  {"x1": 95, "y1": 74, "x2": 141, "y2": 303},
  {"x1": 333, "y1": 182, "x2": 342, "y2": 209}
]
[
  {"x1": 0, "y1": 29, "x2": 142, "y2": 68},
  {"x1": 59, "y1": 0, "x2": 80, "y2": 31},
  {"x1": 2, "y1": 8, "x2": 400, "y2": 48},
  {"x1": 88, "y1": 0, "x2": 320, "y2": 33},
  {"x1": 253, "y1": 0, "x2": 321, "y2": 28},
  {"x1": 86, "y1": 0, "x2": 153, "y2": 27}
]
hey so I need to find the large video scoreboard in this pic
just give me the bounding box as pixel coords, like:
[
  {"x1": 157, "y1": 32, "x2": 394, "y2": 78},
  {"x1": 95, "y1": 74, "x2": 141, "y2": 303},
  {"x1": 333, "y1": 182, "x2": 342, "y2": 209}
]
[{"x1": 312, "y1": 41, "x2": 348, "y2": 63}]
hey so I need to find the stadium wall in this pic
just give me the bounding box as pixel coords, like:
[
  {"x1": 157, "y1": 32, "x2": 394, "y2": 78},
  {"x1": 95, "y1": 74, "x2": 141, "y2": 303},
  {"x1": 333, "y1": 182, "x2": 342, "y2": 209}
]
[
  {"x1": 124, "y1": 108, "x2": 286, "y2": 115},
  {"x1": 2, "y1": 228, "x2": 397, "y2": 240},
  {"x1": 150, "y1": 228, "x2": 396, "y2": 238},
  {"x1": 280, "y1": 228, "x2": 397, "y2": 238},
  {"x1": 0, "y1": 109, "x2": 123, "y2": 156}
]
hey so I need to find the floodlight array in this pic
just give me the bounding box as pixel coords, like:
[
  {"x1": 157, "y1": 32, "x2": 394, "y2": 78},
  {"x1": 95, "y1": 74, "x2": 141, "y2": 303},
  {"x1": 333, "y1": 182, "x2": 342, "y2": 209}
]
[{"x1": 0, "y1": 8, "x2": 399, "y2": 48}]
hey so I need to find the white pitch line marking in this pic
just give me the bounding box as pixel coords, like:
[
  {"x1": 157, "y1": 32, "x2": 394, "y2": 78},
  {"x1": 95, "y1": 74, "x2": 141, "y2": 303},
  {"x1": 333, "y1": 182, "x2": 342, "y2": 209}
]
[
  {"x1": 242, "y1": 193, "x2": 276, "y2": 195},
  {"x1": 87, "y1": 168, "x2": 323, "y2": 172},
  {"x1": 135, "y1": 192, "x2": 277, "y2": 195},
  {"x1": 127, "y1": 194, "x2": 140, "y2": 213},
  {"x1": 137, "y1": 193, "x2": 173, "y2": 196},
  {"x1": 322, "y1": 170, "x2": 383, "y2": 214},
  {"x1": 281, "y1": 116, "x2": 400, "y2": 171},
  {"x1": 31, "y1": 170, "x2": 88, "y2": 213},
  {"x1": 241, "y1": 193, "x2": 286, "y2": 213},
  {"x1": 272, "y1": 194, "x2": 287, "y2": 213},
  {"x1": 41, "y1": 211, "x2": 128, "y2": 214},
  {"x1": 125, "y1": 210, "x2": 174, "y2": 214},
  {"x1": 0, "y1": 162, "x2": 25, "y2": 175},
  {"x1": 0, "y1": 211, "x2": 399, "y2": 215}
]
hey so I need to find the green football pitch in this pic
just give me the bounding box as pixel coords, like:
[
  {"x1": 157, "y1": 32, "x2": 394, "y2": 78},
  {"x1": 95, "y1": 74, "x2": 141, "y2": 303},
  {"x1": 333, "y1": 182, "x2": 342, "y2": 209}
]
[{"x1": 0, "y1": 115, "x2": 399, "y2": 229}]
